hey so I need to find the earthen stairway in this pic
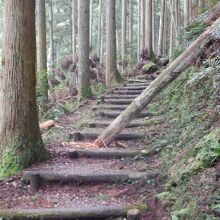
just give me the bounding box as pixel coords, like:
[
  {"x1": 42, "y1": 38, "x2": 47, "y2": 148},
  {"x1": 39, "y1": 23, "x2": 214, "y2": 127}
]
[{"x1": 0, "y1": 80, "x2": 157, "y2": 220}]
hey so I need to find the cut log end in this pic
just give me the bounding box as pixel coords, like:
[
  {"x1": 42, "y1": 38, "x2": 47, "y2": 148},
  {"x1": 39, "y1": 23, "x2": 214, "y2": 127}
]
[
  {"x1": 127, "y1": 209, "x2": 141, "y2": 220},
  {"x1": 40, "y1": 120, "x2": 55, "y2": 130}
]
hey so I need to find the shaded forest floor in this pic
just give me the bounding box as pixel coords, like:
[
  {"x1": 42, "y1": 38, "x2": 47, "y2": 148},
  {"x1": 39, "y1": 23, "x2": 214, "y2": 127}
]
[{"x1": 0, "y1": 66, "x2": 220, "y2": 219}]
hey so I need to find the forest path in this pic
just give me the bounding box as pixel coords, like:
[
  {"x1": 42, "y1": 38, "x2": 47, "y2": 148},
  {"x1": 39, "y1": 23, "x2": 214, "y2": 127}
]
[{"x1": 0, "y1": 80, "x2": 170, "y2": 220}]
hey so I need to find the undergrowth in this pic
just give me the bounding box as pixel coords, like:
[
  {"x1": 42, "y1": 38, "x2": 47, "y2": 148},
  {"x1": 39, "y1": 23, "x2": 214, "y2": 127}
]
[{"x1": 147, "y1": 66, "x2": 220, "y2": 219}]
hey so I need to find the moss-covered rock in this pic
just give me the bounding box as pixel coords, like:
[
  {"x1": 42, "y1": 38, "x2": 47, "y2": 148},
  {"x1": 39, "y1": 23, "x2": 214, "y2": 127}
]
[{"x1": 142, "y1": 62, "x2": 157, "y2": 74}]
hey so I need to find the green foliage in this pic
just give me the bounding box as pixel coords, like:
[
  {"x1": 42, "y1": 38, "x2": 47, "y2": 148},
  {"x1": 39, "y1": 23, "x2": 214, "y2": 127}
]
[
  {"x1": 36, "y1": 70, "x2": 49, "y2": 99},
  {"x1": 169, "y1": 129, "x2": 220, "y2": 182},
  {"x1": 175, "y1": 20, "x2": 207, "y2": 54},
  {"x1": 91, "y1": 83, "x2": 106, "y2": 97},
  {"x1": 42, "y1": 101, "x2": 77, "y2": 120}
]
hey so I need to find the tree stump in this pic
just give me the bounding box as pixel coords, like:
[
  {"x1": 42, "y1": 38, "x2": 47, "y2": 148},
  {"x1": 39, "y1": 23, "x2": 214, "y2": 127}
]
[{"x1": 127, "y1": 209, "x2": 141, "y2": 220}]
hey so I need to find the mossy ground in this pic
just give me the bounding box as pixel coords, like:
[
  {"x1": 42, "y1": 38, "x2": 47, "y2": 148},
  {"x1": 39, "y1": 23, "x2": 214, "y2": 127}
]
[{"x1": 145, "y1": 66, "x2": 220, "y2": 219}]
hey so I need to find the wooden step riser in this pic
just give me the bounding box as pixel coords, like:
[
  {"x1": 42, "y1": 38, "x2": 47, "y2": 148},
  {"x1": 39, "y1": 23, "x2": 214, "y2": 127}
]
[
  {"x1": 69, "y1": 132, "x2": 144, "y2": 141},
  {"x1": 88, "y1": 122, "x2": 145, "y2": 128},
  {"x1": 66, "y1": 149, "x2": 149, "y2": 159},
  {"x1": 23, "y1": 171, "x2": 154, "y2": 192},
  {"x1": 97, "y1": 112, "x2": 151, "y2": 119},
  {"x1": 0, "y1": 206, "x2": 143, "y2": 220}
]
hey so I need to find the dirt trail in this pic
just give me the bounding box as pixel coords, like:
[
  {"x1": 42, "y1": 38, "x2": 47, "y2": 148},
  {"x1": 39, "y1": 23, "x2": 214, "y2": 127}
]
[{"x1": 0, "y1": 81, "x2": 170, "y2": 220}]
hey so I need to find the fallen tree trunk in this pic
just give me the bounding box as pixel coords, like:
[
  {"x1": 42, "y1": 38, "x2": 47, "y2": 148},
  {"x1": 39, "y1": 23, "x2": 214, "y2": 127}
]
[{"x1": 94, "y1": 18, "x2": 220, "y2": 147}]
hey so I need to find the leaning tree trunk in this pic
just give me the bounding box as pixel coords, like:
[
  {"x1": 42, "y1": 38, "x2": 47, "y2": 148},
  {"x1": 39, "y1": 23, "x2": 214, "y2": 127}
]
[
  {"x1": 94, "y1": 17, "x2": 220, "y2": 147},
  {"x1": 38, "y1": 0, "x2": 48, "y2": 112},
  {"x1": 106, "y1": 0, "x2": 124, "y2": 88},
  {"x1": 0, "y1": 0, "x2": 49, "y2": 177},
  {"x1": 78, "y1": 0, "x2": 92, "y2": 102}
]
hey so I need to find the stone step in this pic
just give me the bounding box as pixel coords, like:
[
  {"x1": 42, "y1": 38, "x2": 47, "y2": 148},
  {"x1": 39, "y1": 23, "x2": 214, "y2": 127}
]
[
  {"x1": 97, "y1": 111, "x2": 152, "y2": 119},
  {"x1": 69, "y1": 131, "x2": 144, "y2": 141},
  {"x1": 0, "y1": 206, "x2": 144, "y2": 220}
]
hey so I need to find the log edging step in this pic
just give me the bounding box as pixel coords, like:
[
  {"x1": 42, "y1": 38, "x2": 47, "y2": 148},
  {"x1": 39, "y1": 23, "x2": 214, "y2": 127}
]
[
  {"x1": 111, "y1": 90, "x2": 142, "y2": 95},
  {"x1": 88, "y1": 120, "x2": 146, "y2": 128},
  {"x1": 102, "y1": 94, "x2": 138, "y2": 99},
  {"x1": 96, "y1": 111, "x2": 153, "y2": 119},
  {"x1": 23, "y1": 170, "x2": 155, "y2": 191},
  {"x1": 66, "y1": 148, "x2": 150, "y2": 159},
  {"x1": 100, "y1": 99, "x2": 134, "y2": 105},
  {"x1": 92, "y1": 105, "x2": 129, "y2": 111},
  {"x1": 0, "y1": 205, "x2": 147, "y2": 220},
  {"x1": 69, "y1": 131, "x2": 144, "y2": 141},
  {"x1": 114, "y1": 86, "x2": 146, "y2": 90}
]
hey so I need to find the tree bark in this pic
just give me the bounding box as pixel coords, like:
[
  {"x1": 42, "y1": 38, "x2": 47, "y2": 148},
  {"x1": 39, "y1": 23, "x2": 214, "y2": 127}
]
[
  {"x1": 0, "y1": 0, "x2": 49, "y2": 177},
  {"x1": 78, "y1": 0, "x2": 92, "y2": 102},
  {"x1": 38, "y1": 0, "x2": 48, "y2": 112},
  {"x1": 158, "y1": 0, "x2": 165, "y2": 57},
  {"x1": 106, "y1": 0, "x2": 124, "y2": 88},
  {"x1": 145, "y1": 0, "x2": 157, "y2": 62},
  {"x1": 94, "y1": 17, "x2": 220, "y2": 147}
]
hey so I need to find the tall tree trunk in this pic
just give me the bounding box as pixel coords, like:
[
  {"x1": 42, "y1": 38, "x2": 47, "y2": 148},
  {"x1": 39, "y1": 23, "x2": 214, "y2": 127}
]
[
  {"x1": 145, "y1": 0, "x2": 157, "y2": 62},
  {"x1": 158, "y1": 0, "x2": 165, "y2": 57},
  {"x1": 141, "y1": 0, "x2": 145, "y2": 50},
  {"x1": 94, "y1": 17, "x2": 220, "y2": 147},
  {"x1": 106, "y1": 0, "x2": 124, "y2": 88},
  {"x1": 97, "y1": 0, "x2": 102, "y2": 57},
  {"x1": 48, "y1": 0, "x2": 54, "y2": 68},
  {"x1": 121, "y1": 0, "x2": 127, "y2": 66},
  {"x1": 184, "y1": 0, "x2": 189, "y2": 27},
  {"x1": 100, "y1": 4, "x2": 106, "y2": 65},
  {"x1": 128, "y1": 0, "x2": 133, "y2": 60},
  {"x1": 0, "y1": 0, "x2": 49, "y2": 177},
  {"x1": 72, "y1": 0, "x2": 77, "y2": 54},
  {"x1": 137, "y1": 0, "x2": 141, "y2": 61},
  {"x1": 90, "y1": 0, "x2": 93, "y2": 50},
  {"x1": 78, "y1": 0, "x2": 92, "y2": 102},
  {"x1": 38, "y1": 0, "x2": 48, "y2": 112},
  {"x1": 169, "y1": 0, "x2": 174, "y2": 62}
]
